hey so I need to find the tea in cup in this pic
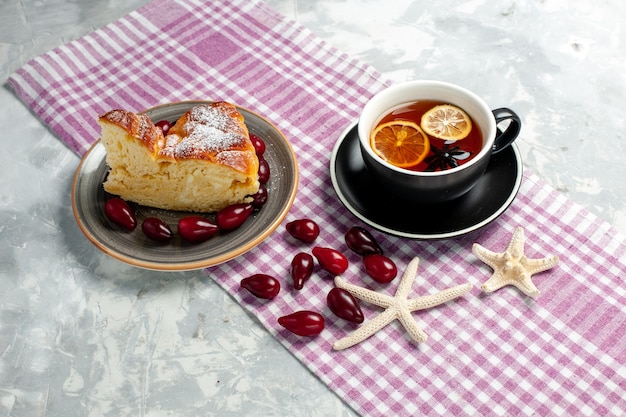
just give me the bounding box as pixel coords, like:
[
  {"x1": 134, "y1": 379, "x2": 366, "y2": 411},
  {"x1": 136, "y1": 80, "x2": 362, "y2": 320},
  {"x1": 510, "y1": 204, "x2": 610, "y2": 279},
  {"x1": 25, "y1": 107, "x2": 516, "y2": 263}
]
[{"x1": 358, "y1": 80, "x2": 521, "y2": 203}]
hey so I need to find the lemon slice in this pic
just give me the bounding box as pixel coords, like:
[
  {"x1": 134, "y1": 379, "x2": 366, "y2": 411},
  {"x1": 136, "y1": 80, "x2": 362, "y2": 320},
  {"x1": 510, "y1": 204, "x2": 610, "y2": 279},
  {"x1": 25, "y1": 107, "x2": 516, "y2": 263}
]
[
  {"x1": 421, "y1": 104, "x2": 472, "y2": 141},
  {"x1": 370, "y1": 120, "x2": 430, "y2": 168}
]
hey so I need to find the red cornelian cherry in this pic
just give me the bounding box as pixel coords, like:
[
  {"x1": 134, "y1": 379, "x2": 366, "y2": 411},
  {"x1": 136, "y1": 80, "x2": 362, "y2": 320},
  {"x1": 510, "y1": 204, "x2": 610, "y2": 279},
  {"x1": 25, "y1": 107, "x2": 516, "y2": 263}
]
[
  {"x1": 249, "y1": 133, "x2": 266, "y2": 155},
  {"x1": 240, "y1": 274, "x2": 281, "y2": 299},
  {"x1": 257, "y1": 157, "x2": 270, "y2": 184},
  {"x1": 363, "y1": 254, "x2": 398, "y2": 283},
  {"x1": 216, "y1": 203, "x2": 254, "y2": 231},
  {"x1": 104, "y1": 197, "x2": 137, "y2": 231},
  {"x1": 278, "y1": 310, "x2": 325, "y2": 337},
  {"x1": 345, "y1": 226, "x2": 383, "y2": 256},
  {"x1": 142, "y1": 217, "x2": 173, "y2": 242},
  {"x1": 312, "y1": 247, "x2": 349, "y2": 275},
  {"x1": 155, "y1": 120, "x2": 171, "y2": 136},
  {"x1": 290, "y1": 252, "x2": 314, "y2": 290},
  {"x1": 178, "y1": 216, "x2": 219, "y2": 243},
  {"x1": 286, "y1": 219, "x2": 320, "y2": 243},
  {"x1": 250, "y1": 185, "x2": 268, "y2": 209},
  {"x1": 327, "y1": 287, "x2": 364, "y2": 323}
]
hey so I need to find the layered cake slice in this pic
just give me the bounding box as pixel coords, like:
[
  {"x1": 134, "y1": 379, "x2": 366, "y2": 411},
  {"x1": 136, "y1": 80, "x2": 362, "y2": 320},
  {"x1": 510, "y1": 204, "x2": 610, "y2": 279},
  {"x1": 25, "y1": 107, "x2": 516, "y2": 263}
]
[{"x1": 99, "y1": 102, "x2": 260, "y2": 213}]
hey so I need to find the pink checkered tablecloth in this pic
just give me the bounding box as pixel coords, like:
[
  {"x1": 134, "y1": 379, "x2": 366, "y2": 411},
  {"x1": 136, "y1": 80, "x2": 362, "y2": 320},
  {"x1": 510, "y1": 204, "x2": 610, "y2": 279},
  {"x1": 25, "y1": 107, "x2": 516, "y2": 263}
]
[{"x1": 8, "y1": 0, "x2": 626, "y2": 416}]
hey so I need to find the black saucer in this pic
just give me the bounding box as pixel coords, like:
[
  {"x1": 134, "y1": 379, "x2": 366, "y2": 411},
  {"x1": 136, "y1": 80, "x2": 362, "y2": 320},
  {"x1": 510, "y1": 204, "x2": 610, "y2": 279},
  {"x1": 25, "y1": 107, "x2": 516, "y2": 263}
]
[{"x1": 330, "y1": 122, "x2": 523, "y2": 239}]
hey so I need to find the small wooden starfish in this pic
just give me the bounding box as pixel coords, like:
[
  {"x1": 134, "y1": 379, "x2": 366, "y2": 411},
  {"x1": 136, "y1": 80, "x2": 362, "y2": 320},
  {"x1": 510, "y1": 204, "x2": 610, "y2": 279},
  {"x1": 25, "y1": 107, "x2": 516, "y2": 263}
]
[
  {"x1": 472, "y1": 227, "x2": 559, "y2": 297},
  {"x1": 332, "y1": 257, "x2": 472, "y2": 350}
]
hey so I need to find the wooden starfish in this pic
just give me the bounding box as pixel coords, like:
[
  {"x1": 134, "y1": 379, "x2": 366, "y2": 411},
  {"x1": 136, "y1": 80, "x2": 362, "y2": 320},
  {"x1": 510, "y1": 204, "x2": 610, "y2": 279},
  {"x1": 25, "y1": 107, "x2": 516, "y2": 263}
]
[
  {"x1": 332, "y1": 257, "x2": 472, "y2": 350},
  {"x1": 472, "y1": 227, "x2": 559, "y2": 297}
]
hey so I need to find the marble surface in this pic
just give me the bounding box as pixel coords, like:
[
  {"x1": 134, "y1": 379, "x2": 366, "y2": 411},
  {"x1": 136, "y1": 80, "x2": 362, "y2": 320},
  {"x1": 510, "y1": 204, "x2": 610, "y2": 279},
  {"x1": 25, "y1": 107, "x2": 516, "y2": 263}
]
[{"x1": 1, "y1": 0, "x2": 624, "y2": 416}]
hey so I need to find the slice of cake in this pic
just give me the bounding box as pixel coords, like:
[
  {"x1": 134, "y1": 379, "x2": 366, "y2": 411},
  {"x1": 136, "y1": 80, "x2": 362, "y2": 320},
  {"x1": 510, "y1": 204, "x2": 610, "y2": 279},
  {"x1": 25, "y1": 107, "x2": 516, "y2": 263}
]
[{"x1": 99, "y1": 102, "x2": 260, "y2": 213}]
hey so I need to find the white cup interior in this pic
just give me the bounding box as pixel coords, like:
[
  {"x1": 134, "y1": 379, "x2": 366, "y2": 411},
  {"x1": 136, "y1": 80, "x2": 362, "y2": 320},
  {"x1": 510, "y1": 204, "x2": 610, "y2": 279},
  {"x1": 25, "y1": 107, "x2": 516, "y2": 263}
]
[{"x1": 358, "y1": 80, "x2": 496, "y2": 175}]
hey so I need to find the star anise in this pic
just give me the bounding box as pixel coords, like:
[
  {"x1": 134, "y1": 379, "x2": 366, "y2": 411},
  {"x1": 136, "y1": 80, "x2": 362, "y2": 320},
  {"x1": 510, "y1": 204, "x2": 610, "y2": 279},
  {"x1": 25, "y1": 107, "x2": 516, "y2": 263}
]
[{"x1": 424, "y1": 141, "x2": 472, "y2": 171}]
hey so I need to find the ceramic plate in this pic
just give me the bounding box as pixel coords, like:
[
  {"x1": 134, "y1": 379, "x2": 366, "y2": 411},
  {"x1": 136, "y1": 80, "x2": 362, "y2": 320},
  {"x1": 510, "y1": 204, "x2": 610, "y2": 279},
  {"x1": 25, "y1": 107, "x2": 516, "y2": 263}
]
[
  {"x1": 72, "y1": 101, "x2": 298, "y2": 270},
  {"x1": 330, "y1": 121, "x2": 522, "y2": 239}
]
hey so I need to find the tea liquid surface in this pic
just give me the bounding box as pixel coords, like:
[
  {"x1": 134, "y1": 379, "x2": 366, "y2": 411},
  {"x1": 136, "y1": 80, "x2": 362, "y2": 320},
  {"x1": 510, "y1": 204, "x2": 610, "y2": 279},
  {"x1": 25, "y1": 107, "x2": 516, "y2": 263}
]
[{"x1": 376, "y1": 100, "x2": 483, "y2": 171}]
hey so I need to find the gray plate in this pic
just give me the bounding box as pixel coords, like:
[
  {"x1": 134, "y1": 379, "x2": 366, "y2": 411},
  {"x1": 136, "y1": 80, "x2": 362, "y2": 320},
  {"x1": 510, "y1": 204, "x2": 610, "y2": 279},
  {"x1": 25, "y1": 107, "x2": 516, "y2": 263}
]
[{"x1": 71, "y1": 101, "x2": 298, "y2": 270}]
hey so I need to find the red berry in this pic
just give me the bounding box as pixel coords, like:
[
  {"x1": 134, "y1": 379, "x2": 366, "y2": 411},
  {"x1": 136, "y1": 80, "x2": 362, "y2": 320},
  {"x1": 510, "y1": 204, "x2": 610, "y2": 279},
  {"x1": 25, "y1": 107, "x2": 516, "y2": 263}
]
[
  {"x1": 155, "y1": 119, "x2": 171, "y2": 135},
  {"x1": 142, "y1": 217, "x2": 173, "y2": 242},
  {"x1": 249, "y1": 133, "x2": 266, "y2": 155},
  {"x1": 278, "y1": 311, "x2": 324, "y2": 337},
  {"x1": 285, "y1": 219, "x2": 320, "y2": 243},
  {"x1": 312, "y1": 247, "x2": 349, "y2": 275},
  {"x1": 345, "y1": 226, "x2": 383, "y2": 256},
  {"x1": 216, "y1": 203, "x2": 254, "y2": 231},
  {"x1": 178, "y1": 216, "x2": 219, "y2": 243},
  {"x1": 104, "y1": 197, "x2": 137, "y2": 231},
  {"x1": 363, "y1": 254, "x2": 398, "y2": 283},
  {"x1": 240, "y1": 274, "x2": 281, "y2": 299},
  {"x1": 290, "y1": 252, "x2": 314, "y2": 290},
  {"x1": 327, "y1": 287, "x2": 364, "y2": 323},
  {"x1": 250, "y1": 185, "x2": 268, "y2": 209},
  {"x1": 257, "y1": 157, "x2": 270, "y2": 184}
]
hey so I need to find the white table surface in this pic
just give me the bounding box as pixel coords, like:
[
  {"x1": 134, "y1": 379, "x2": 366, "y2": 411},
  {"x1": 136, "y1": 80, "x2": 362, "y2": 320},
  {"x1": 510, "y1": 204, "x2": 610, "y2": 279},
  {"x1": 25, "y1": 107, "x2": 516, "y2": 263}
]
[{"x1": 1, "y1": 0, "x2": 625, "y2": 415}]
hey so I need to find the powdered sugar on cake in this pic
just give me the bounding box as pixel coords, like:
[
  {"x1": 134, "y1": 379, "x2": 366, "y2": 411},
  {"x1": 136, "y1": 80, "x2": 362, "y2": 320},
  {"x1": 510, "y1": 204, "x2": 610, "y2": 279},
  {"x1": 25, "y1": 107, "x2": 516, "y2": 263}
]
[
  {"x1": 160, "y1": 104, "x2": 247, "y2": 160},
  {"x1": 216, "y1": 150, "x2": 250, "y2": 172}
]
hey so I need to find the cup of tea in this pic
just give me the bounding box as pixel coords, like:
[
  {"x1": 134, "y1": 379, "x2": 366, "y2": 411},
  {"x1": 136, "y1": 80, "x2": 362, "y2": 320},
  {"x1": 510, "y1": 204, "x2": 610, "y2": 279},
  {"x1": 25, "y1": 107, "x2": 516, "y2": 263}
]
[{"x1": 358, "y1": 80, "x2": 521, "y2": 203}]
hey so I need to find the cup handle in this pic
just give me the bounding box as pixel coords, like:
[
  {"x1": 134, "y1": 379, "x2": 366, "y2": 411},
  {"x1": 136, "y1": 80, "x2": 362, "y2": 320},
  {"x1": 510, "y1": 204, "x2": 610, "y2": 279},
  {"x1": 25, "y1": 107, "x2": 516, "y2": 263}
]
[{"x1": 491, "y1": 108, "x2": 521, "y2": 155}]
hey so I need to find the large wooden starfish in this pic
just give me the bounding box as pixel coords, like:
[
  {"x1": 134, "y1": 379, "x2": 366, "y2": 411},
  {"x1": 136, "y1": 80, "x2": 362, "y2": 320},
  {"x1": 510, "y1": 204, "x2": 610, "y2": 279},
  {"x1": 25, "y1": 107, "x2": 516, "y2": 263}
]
[
  {"x1": 332, "y1": 257, "x2": 472, "y2": 350},
  {"x1": 472, "y1": 227, "x2": 559, "y2": 297}
]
